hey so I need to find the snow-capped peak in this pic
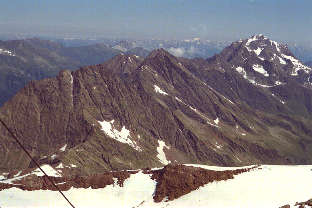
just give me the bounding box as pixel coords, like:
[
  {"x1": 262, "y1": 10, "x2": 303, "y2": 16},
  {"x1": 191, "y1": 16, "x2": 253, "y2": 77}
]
[
  {"x1": 246, "y1": 34, "x2": 267, "y2": 46},
  {"x1": 281, "y1": 54, "x2": 311, "y2": 76},
  {"x1": 241, "y1": 35, "x2": 311, "y2": 76}
]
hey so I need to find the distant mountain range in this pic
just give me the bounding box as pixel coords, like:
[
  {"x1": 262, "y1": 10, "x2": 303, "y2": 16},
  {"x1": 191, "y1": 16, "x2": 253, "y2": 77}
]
[
  {"x1": 1, "y1": 36, "x2": 312, "y2": 107},
  {"x1": 0, "y1": 37, "x2": 225, "y2": 106},
  {"x1": 0, "y1": 38, "x2": 130, "y2": 106}
]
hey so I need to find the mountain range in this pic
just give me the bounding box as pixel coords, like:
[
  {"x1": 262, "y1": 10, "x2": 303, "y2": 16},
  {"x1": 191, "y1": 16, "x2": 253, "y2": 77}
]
[
  {"x1": 1, "y1": 36, "x2": 312, "y2": 108},
  {"x1": 1, "y1": 34, "x2": 312, "y2": 207},
  {"x1": 0, "y1": 34, "x2": 312, "y2": 172}
]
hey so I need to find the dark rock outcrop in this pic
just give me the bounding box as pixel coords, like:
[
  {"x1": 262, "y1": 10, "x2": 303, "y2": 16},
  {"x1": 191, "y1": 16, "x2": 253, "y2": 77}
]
[{"x1": 147, "y1": 164, "x2": 256, "y2": 202}]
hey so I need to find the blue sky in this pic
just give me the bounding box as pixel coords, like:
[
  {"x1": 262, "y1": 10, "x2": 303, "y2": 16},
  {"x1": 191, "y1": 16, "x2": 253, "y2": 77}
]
[{"x1": 0, "y1": 0, "x2": 311, "y2": 42}]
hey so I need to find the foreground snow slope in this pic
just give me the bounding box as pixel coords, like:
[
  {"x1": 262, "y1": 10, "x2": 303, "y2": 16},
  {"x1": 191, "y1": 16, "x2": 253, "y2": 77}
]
[{"x1": 1, "y1": 165, "x2": 312, "y2": 208}]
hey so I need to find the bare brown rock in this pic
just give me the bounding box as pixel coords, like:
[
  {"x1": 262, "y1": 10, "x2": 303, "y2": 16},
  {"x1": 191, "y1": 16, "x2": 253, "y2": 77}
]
[
  {"x1": 0, "y1": 170, "x2": 138, "y2": 192},
  {"x1": 147, "y1": 164, "x2": 256, "y2": 203}
]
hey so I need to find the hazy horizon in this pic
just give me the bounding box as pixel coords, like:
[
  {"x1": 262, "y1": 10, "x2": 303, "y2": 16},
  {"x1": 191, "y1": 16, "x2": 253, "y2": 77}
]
[{"x1": 0, "y1": 0, "x2": 311, "y2": 44}]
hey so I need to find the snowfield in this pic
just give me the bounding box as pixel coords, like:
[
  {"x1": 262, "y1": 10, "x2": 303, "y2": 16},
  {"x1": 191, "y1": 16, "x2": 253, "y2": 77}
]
[
  {"x1": 98, "y1": 120, "x2": 142, "y2": 151},
  {"x1": 1, "y1": 165, "x2": 312, "y2": 208}
]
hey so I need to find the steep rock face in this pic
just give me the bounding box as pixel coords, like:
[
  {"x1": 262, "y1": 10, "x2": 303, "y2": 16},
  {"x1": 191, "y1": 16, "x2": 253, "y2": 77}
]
[
  {"x1": 1, "y1": 38, "x2": 312, "y2": 175},
  {"x1": 213, "y1": 34, "x2": 311, "y2": 83}
]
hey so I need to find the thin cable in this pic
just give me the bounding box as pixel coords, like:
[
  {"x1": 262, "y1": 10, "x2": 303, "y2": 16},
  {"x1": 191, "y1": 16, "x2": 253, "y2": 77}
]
[{"x1": 0, "y1": 118, "x2": 76, "y2": 208}]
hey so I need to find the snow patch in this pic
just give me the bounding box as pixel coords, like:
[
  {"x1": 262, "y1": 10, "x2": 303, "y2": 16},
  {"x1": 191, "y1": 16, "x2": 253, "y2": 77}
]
[
  {"x1": 56, "y1": 163, "x2": 64, "y2": 169},
  {"x1": 0, "y1": 174, "x2": 7, "y2": 180},
  {"x1": 70, "y1": 164, "x2": 77, "y2": 168},
  {"x1": 214, "y1": 118, "x2": 219, "y2": 125},
  {"x1": 278, "y1": 56, "x2": 287, "y2": 65},
  {"x1": 271, "y1": 93, "x2": 286, "y2": 104},
  {"x1": 0, "y1": 48, "x2": 15, "y2": 56},
  {"x1": 189, "y1": 106, "x2": 197, "y2": 112},
  {"x1": 236, "y1": 66, "x2": 246, "y2": 76},
  {"x1": 236, "y1": 66, "x2": 255, "y2": 84},
  {"x1": 254, "y1": 47, "x2": 263, "y2": 56},
  {"x1": 215, "y1": 142, "x2": 222, "y2": 149},
  {"x1": 175, "y1": 97, "x2": 224, "y2": 125},
  {"x1": 98, "y1": 120, "x2": 142, "y2": 151},
  {"x1": 236, "y1": 67, "x2": 281, "y2": 88},
  {"x1": 32, "y1": 165, "x2": 61, "y2": 177},
  {"x1": 206, "y1": 84, "x2": 234, "y2": 105},
  {"x1": 270, "y1": 40, "x2": 281, "y2": 52},
  {"x1": 69, "y1": 74, "x2": 73, "y2": 84},
  {"x1": 157, "y1": 140, "x2": 170, "y2": 165},
  {"x1": 60, "y1": 144, "x2": 67, "y2": 152},
  {"x1": 175, "y1": 96, "x2": 187, "y2": 105},
  {"x1": 275, "y1": 81, "x2": 283, "y2": 85},
  {"x1": 51, "y1": 154, "x2": 57, "y2": 160},
  {"x1": 154, "y1": 85, "x2": 168, "y2": 95},
  {"x1": 235, "y1": 156, "x2": 242, "y2": 162},
  {"x1": 4, "y1": 164, "x2": 61, "y2": 184},
  {"x1": 14, "y1": 171, "x2": 22, "y2": 177},
  {"x1": 253, "y1": 64, "x2": 269, "y2": 77},
  {"x1": 207, "y1": 121, "x2": 220, "y2": 128},
  {"x1": 281, "y1": 54, "x2": 311, "y2": 76},
  {"x1": 246, "y1": 35, "x2": 258, "y2": 46}
]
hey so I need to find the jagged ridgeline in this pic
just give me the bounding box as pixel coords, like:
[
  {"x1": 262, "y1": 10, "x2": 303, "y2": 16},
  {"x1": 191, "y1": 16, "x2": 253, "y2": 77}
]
[{"x1": 1, "y1": 35, "x2": 312, "y2": 175}]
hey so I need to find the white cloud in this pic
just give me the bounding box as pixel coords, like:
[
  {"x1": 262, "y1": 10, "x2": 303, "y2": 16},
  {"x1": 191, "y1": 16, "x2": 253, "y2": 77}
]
[
  {"x1": 167, "y1": 46, "x2": 198, "y2": 57},
  {"x1": 168, "y1": 47, "x2": 185, "y2": 57}
]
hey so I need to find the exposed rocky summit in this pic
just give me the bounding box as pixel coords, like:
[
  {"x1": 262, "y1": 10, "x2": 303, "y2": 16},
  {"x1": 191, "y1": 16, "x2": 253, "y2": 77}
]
[{"x1": 0, "y1": 35, "x2": 312, "y2": 177}]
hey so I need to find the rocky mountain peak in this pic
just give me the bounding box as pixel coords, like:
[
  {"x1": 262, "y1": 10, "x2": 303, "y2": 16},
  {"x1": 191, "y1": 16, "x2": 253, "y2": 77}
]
[
  {"x1": 147, "y1": 48, "x2": 174, "y2": 59},
  {"x1": 242, "y1": 34, "x2": 289, "y2": 58},
  {"x1": 209, "y1": 35, "x2": 312, "y2": 87},
  {"x1": 99, "y1": 53, "x2": 143, "y2": 75},
  {"x1": 137, "y1": 48, "x2": 190, "y2": 85}
]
